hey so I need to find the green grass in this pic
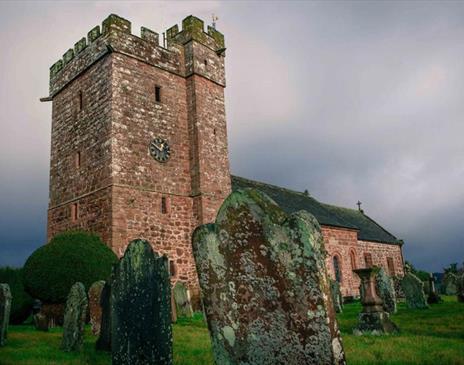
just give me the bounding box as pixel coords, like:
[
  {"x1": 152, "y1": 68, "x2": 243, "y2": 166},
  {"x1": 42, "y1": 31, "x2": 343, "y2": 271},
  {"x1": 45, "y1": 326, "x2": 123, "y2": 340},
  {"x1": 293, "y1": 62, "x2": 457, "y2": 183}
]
[{"x1": 0, "y1": 297, "x2": 462, "y2": 365}]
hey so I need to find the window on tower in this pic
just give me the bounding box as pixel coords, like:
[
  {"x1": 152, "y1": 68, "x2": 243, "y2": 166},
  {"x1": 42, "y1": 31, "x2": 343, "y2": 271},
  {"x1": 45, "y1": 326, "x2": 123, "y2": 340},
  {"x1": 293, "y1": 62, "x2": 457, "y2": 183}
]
[
  {"x1": 161, "y1": 196, "x2": 167, "y2": 214},
  {"x1": 75, "y1": 151, "x2": 81, "y2": 169},
  {"x1": 78, "y1": 90, "x2": 83, "y2": 111},
  {"x1": 71, "y1": 202, "x2": 79, "y2": 221},
  {"x1": 155, "y1": 85, "x2": 161, "y2": 103}
]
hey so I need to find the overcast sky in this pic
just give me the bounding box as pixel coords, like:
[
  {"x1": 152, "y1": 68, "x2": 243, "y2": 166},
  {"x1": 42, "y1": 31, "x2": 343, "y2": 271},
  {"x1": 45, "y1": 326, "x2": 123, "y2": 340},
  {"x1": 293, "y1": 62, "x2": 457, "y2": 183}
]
[{"x1": 0, "y1": 0, "x2": 463, "y2": 272}]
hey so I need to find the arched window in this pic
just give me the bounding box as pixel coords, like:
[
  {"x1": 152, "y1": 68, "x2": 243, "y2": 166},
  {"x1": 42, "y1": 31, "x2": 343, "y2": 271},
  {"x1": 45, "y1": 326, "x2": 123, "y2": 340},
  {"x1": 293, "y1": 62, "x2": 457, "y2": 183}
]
[
  {"x1": 350, "y1": 250, "x2": 357, "y2": 270},
  {"x1": 333, "y1": 256, "x2": 342, "y2": 283}
]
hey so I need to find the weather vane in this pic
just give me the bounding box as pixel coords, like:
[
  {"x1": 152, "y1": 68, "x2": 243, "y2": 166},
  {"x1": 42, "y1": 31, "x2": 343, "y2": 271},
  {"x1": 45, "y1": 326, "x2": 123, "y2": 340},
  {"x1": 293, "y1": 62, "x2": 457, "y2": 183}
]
[{"x1": 212, "y1": 14, "x2": 219, "y2": 29}]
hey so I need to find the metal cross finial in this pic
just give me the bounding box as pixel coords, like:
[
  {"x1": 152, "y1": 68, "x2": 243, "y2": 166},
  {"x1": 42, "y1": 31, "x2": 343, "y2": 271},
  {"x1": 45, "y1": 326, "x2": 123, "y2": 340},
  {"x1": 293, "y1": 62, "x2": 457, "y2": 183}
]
[
  {"x1": 212, "y1": 14, "x2": 219, "y2": 29},
  {"x1": 357, "y1": 201, "x2": 362, "y2": 211}
]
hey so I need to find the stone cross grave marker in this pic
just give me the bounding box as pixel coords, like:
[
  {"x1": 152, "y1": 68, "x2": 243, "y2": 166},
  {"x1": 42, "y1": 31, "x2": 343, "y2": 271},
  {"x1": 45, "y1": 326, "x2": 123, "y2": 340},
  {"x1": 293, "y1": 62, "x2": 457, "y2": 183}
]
[
  {"x1": 375, "y1": 267, "x2": 397, "y2": 314},
  {"x1": 0, "y1": 284, "x2": 12, "y2": 346},
  {"x1": 173, "y1": 282, "x2": 194, "y2": 318},
  {"x1": 111, "y1": 239, "x2": 172, "y2": 365},
  {"x1": 401, "y1": 272, "x2": 429, "y2": 309},
  {"x1": 353, "y1": 268, "x2": 398, "y2": 335},
  {"x1": 61, "y1": 282, "x2": 88, "y2": 351},
  {"x1": 192, "y1": 189, "x2": 346, "y2": 365},
  {"x1": 88, "y1": 280, "x2": 105, "y2": 336}
]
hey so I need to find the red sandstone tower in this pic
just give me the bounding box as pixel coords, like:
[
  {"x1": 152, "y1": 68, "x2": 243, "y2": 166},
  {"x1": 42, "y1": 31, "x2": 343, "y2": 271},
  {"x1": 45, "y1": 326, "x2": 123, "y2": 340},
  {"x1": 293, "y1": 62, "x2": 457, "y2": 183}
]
[{"x1": 46, "y1": 14, "x2": 231, "y2": 298}]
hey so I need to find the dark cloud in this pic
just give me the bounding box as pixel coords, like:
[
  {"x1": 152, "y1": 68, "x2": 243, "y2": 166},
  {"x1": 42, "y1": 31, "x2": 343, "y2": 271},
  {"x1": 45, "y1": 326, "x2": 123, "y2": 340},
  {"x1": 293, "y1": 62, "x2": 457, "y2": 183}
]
[{"x1": 0, "y1": 1, "x2": 462, "y2": 271}]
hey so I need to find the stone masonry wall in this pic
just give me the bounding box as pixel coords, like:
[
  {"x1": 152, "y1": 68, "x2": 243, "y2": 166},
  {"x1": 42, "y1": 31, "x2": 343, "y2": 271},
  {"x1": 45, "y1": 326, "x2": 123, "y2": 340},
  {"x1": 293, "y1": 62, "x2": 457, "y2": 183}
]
[{"x1": 322, "y1": 226, "x2": 404, "y2": 297}]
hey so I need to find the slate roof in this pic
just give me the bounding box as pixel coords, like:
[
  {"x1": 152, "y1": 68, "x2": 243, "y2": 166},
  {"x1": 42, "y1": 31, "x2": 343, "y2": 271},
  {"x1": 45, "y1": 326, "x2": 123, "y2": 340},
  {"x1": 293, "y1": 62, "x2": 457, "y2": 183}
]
[{"x1": 231, "y1": 175, "x2": 401, "y2": 245}]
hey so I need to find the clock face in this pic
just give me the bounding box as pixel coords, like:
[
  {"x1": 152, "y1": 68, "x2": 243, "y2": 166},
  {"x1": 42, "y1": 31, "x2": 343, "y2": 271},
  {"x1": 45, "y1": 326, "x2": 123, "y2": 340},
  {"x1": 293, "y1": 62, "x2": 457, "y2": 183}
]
[{"x1": 149, "y1": 137, "x2": 171, "y2": 163}]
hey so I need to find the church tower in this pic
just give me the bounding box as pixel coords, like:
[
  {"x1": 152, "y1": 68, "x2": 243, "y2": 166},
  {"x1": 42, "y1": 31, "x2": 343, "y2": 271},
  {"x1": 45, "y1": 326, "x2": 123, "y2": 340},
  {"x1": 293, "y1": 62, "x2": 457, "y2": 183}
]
[{"x1": 46, "y1": 14, "x2": 231, "y2": 300}]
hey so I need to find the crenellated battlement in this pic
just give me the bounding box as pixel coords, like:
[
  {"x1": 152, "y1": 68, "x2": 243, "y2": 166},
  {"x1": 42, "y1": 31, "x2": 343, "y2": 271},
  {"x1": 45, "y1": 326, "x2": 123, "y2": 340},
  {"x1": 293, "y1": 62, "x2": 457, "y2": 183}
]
[{"x1": 49, "y1": 14, "x2": 225, "y2": 93}]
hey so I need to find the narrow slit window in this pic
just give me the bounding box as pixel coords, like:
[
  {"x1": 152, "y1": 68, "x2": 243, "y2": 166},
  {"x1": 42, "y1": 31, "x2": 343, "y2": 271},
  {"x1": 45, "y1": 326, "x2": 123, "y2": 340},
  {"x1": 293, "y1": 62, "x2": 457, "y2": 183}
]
[
  {"x1": 75, "y1": 151, "x2": 81, "y2": 168},
  {"x1": 387, "y1": 257, "x2": 395, "y2": 276},
  {"x1": 161, "y1": 196, "x2": 167, "y2": 214},
  {"x1": 71, "y1": 202, "x2": 79, "y2": 221},
  {"x1": 78, "y1": 91, "x2": 83, "y2": 111},
  {"x1": 169, "y1": 260, "x2": 176, "y2": 277},
  {"x1": 155, "y1": 86, "x2": 161, "y2": 103}
]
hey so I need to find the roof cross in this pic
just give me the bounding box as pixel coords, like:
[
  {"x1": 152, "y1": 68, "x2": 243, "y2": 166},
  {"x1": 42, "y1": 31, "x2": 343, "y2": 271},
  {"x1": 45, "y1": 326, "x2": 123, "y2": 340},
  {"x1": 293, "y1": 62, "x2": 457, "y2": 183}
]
[{"x1": 357, "y1": 201, "x2": 362, "y2": 211}]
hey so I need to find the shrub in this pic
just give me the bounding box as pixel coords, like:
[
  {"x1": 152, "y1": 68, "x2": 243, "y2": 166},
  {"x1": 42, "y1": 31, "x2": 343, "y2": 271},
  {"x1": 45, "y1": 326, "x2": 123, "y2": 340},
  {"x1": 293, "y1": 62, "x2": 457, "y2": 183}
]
[
  {"x1": 23, "y1": 231, "x2": 118, "y2": 303},
  {"x1": 0, "y1": 267, "x2": 34, "y2": 324}
]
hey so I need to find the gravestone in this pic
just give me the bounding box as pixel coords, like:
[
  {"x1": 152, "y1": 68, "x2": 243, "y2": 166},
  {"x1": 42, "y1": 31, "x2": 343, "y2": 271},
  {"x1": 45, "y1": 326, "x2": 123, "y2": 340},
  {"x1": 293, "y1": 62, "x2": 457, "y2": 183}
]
[
  {"x1": 0, "y1": 284, "x2": 12, "y2": 346},
  {"x1": 353, "y1": 268, "x2": 398, "y2": 335},
  {"x1": 401, "y1": 272, "x2": 429, "y2": 309},
  {"x1": 330, "y1": 280, "x2": 343, "y2": 313},
  {"x1": 375, "y1": 268, "x2": 397, "y2": 314},
  {"x1": 111, "y1": 239, "x2": 172, "y2": 365},
  {"x1": 443, "y1": 273, "x2": 457, "y2": 295},
  {"x1": 457, "y1": 273, "x2": 464, "y2": 303},
  {"x1": 173, "y1": 282, "x2": 194, "y2": 318},
  {"x1": 96, "y1": 280, "x2": 112, "y2": 351},
  {"x1": 427, "y1": 273, "x2": 441, "y2": 304},
  {"x1": 170, "y1": 288, "x2": 177, "y2": 323},
  {"x1": 192, "y1": 189, "x2": 346, "y2": 365},
  {"x1": 33, "y1": 312, "x2": 49, "y2": 331},
  {"x1": 61, "y1": 282, "x2": 88, "y2": 351},
  {"x1": 88, "y1": 280, "x2": 105, "y2": 335}
]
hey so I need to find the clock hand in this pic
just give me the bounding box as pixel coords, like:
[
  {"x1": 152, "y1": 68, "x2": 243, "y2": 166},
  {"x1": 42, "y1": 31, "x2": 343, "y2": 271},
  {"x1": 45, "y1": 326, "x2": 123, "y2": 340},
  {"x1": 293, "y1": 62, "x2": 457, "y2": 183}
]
[{"x1": 152, "y1": 143, "x2": 163, "y2": 152}]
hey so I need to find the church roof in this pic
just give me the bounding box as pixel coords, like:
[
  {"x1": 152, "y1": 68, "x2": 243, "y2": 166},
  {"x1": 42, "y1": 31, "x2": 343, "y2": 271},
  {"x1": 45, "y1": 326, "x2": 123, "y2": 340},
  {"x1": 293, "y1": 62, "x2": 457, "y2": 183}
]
[{"x1": 231, "y1": 176, "x2": 401, "y2": 245}]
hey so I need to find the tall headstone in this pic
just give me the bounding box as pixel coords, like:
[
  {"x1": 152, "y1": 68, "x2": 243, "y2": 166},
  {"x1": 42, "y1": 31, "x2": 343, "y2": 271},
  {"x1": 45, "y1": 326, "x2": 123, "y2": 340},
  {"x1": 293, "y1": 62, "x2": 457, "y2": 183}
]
[
  {"x1": 173, "y1": 282, "x2": 194, "y2": 318},
  {"x1": 88, "y1": 280, "x2": 105, "y2": 336},
  {"x1": 375, "y1": 268, "x2": 397, "y2": 314},
  {"x1": 401, "y1": 272, "x2": 429, "y2": 309},
  {"x1": 33, "y1": 312, "x2": 49, "y2": 332},
  {"x1": 96, "y1": 280, "x2": 112, "y2": 351},
  {"x1": 427, "y1": 273, "x2": 441, "y2": 304},
  {"x1": 61, "y1": 282, "x2": 88, "y2": 352},
  {"x1": 443, "y1": 273, "x2": 457, "y2": 295},
  {"x1": 192, "y1": 189, "x2": 346, "y2": 365},
  {"x1": 0, "y1": 284, "x2": 12, "y2": 346},
  {"x1": 330, "y1": 280, "x2": 343, "y2": 313},
  {"x1": 111, "y1": 239, "x2": 172, "y2": 365},
  {"x1": 353, "y1": 268, "x2": 398, "y2": 335}
]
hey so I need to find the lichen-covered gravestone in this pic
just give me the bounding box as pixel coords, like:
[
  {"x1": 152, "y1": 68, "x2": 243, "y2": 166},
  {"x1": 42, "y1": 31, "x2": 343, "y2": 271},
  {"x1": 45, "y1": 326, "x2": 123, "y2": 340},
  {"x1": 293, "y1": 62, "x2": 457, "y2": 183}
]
[
  {"x1": 375, "y1": 268, "x2": 397, "y2": 314},
  {"x1": 192, "y1": 189, "x2": 346, "y2": 365},
  {"x1": 88, "y1": 280, "x2": 105, "y2": 336},
  {"x1": 111, "y1": 239, "x2": 172, "y2": 365},
  {"x1": 330, "y1": 280, "x2": 343, "y2": 313},
  {"x1": 173, "y1": 282, "x2": 194, "y2": 318},
  {"x1": 33, "y1": 312, "x2": 49, "y2": 332},
  {"x1": 0, "y1": 284, "x2": 12, "y2": 346},
  {"x1": 96, "y1": 280, "x2": 112, "y2": 351},
  {"x1": 61, "y1": 282, "x2": 88, "y2": 351},
  {"x1": 401, "y1": 272, "x2": 429, "y2": 309}
]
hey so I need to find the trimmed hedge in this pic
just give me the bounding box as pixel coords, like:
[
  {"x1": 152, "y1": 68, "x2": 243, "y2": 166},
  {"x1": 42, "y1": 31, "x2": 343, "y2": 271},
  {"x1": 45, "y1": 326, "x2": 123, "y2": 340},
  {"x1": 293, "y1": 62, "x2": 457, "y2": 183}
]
[
  {"x1": 23, "y1": 231, "x2": 118, "y2": 303},
  {"x1": 0, "y1": 267, "x2": 33, "y2": 324}
]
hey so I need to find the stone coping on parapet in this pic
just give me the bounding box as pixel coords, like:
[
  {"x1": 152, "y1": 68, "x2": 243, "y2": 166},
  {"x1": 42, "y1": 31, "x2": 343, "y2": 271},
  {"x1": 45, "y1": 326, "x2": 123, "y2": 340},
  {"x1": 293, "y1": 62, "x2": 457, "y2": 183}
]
[{"x1": 48, "y1": 14, "x2": 226, "y2": 97}]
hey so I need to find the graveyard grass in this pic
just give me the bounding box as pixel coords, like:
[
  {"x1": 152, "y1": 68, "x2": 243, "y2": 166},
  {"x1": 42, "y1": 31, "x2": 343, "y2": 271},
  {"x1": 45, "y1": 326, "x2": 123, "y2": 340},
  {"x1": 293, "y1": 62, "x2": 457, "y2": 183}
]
[{"x1": 0, "y1": 297, "x2": 463, "y2": 365}]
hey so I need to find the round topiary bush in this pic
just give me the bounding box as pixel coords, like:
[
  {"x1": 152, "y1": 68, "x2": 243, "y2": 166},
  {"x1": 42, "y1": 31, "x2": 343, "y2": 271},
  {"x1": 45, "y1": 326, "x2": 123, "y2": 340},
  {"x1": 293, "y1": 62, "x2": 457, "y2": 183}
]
[
  {"x1": 0, "y1": 267, "x2": 33, "y2": 324},
  {"x1": 23, "y1": 231, "x2": 118, "y2": 303}
]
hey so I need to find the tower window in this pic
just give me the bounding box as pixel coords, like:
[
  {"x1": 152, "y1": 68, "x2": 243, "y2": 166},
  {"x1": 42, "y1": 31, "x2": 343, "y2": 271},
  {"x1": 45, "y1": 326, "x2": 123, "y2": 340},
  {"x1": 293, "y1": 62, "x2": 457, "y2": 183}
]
[
  {"x1": 78, "y1": 91, "x2": 83, "y2": 111},
  {"x1": 161, "y1": 196, "x2": 167, "y2": 214},
  {"x1": 204, "y1": 59, "x2": 208, "y2": 66},
  {"x1": 350, "y1": 250, "x2": 357, "y2": 270},
  {"x1": 71, "y1": 202, "x2": 79, "y2": 221},
  {"x1": 155, "y1": 86, "x2": 161, "y2": 103},
  {"x1": 75, "y1": 151, "x2": 81, "y2": 168},
  {"x1": 169, "y1": 260, "x2": 177, "y2": 277}
]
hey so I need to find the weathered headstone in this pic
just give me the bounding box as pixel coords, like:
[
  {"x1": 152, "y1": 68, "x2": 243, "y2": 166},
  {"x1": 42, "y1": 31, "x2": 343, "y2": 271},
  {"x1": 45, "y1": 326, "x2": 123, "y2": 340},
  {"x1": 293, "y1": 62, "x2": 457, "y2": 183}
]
[
  {"x1": 61, "y1": 282, "x2": 88, "y2": 352},
  {"x1": 443, "y1": 273, "x2": 457, "y2": 295},
  {"x1": 170, "y1": 288, "x2": 177, "y2": 324},
  {"x1": 173, "y1": 282, "x2": 194, "y2": 318},
  {"x1": 457, "y1": 273, "x2": 464, "y2": 303},
  {"x1": 375, "y1": 268, "x2": 397, "y2": 314},
  {"x1": 330, "y1": 280, "x2": 343, "y2": 313},
  {"x1": 96, "y1": 280, "x2": 112, "y2": 351},
  {"x1": 401, "y1": 272, "x2": 429, "y2": 309},
  {"x1": 33, "y1": 312, "x2": 49, "y2": 331},
  {"x1": 427, "y1": 273, "x2": 441, "y2": 304},
  {"x1": 111, "y1": 239, "x2": 172, "y2": 365},
  {"x1": 192, "y1": 189, "x2": 346, "y2": 365},
  {"x1": 353, "y1": 268, "x2": 398, "y2": 335},
  {"x1": 0, "y1": 284, "x2": 12, "y2": 346},
  {"x1": 88, "y1": 280, "x2": 105, "y2": 336}
]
